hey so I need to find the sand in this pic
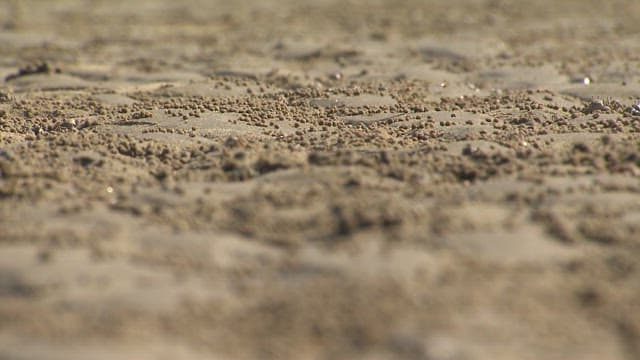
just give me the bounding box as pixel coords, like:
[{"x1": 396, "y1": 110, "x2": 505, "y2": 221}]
[{"x1": 1, "y1": 1, "x2": 640, "y2": 359}]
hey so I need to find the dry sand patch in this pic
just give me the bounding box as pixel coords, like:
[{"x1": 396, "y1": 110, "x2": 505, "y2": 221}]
[{"x1": 1, "y1": 1, "x2": 640, "y2": 359}]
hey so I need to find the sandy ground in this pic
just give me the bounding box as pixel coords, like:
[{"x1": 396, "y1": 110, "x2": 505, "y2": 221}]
[{"x1": 1, "y1": 1, "x2": 640, "y2": 359}]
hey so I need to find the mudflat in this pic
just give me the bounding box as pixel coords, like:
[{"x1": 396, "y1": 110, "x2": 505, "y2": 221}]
[{"x1": 1, "y1": 1, "x2": 640, "y2": 359}]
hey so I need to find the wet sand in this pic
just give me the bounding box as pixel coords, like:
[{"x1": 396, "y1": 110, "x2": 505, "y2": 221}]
[{"x1": 1, "y1": 1, "x2": 640, "y2": 359}]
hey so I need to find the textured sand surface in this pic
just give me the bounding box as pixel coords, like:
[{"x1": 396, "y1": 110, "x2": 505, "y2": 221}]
[{"x1": 1, "y1": 1, "x2": 640, "y2": 359}]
